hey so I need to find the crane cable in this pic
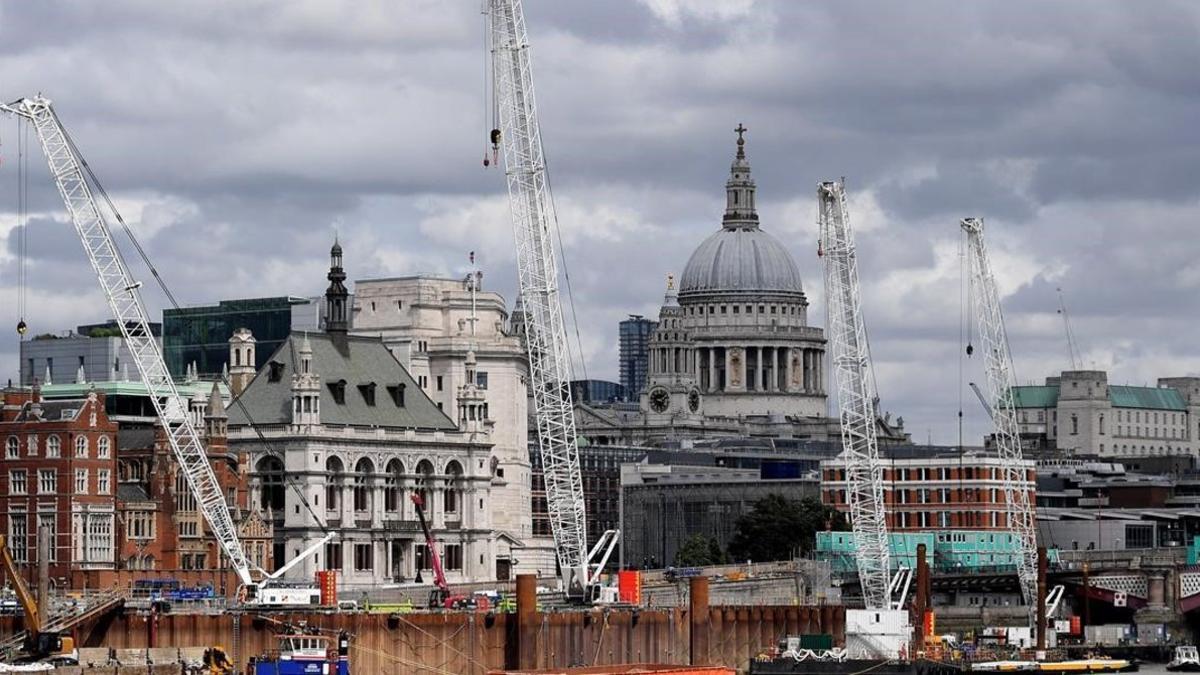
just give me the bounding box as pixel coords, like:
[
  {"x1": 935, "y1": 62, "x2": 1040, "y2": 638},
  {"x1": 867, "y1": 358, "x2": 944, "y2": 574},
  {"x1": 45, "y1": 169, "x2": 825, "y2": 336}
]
[
  {"x1": 14, "y1": 117, "x2": 29, "y2": 338},
  {"x1": 57, "y1": 107, "x2": 330, "y2": 536}
]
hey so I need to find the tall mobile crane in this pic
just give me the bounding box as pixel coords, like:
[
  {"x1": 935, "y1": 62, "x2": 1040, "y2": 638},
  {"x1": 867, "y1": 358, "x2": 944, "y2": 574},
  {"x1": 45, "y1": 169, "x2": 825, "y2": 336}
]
[
  {"x1": 0, "y1": 95, "x2": 328, "y2": 605},
  {"x1": 485, "y1": 0, "x2": 594, "y2": 599},
  {"x1": 817, "y1": 180, "x2": 893, "y2": 611},
  {"x1": 960, "y1": 217, "x2": 1038, "y2": 625}
]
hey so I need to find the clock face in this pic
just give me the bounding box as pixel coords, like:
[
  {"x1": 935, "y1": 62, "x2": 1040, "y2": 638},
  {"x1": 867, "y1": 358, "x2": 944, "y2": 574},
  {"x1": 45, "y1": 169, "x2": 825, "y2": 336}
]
[
  {"x1": 649, "y1": 388, "x2": 670, "y2": 413},
  {"x1": 687, "y1": 389, "x2": 701, "y2": 413}
]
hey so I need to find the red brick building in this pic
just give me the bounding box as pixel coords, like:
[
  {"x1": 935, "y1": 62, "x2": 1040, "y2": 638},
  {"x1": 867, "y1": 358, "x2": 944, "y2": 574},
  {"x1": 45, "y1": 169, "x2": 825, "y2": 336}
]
[
  {"x1": 115, "y1": 382, "x2": 272, "y2": 576},
  {"x1": 0, "y1": 385, "x2": 118, "y2": 582},
  {"x1": 821, "y1": 451, "x2": 1037, "y2": 531}
]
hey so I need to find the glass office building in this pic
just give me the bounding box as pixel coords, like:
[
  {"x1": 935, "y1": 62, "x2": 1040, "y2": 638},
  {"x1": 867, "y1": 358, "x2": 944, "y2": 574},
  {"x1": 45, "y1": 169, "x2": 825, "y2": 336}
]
[
  {"x1": 618, "y1": 315, "x2": 656, "y2": 401},
  {"x1": 163, "y1": 297, "x2": 321, "y2": 378}
]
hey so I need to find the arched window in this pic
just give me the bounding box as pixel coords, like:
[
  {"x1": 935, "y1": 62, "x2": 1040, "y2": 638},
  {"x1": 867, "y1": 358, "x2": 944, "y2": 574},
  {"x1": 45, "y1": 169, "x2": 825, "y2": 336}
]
[
  {"x1": 1099, "y1": 414, "x2": 1105, "y2": 435},
  {"x1": 353, "y1": 458, "x2": 374, "y2": 513},
  {"x1": 325, "y1": 457, "x2": 344, "y2": 512},
  {"x1": 444, "y1": 460, "x2": 463, "y2": 515},
  {"x1": 75, "y1": 436, "x2": 89, "y2": 458},
  {"x1": 256, "y1": 456, "x2": 285, "y2": 512},
  {"x1": 384, "y1": 459, "x2": 404, "y2": 513},
  {"x1": 46, "y1": 435, "x2": 60, "y2": 458},
  {"x1": 97, "y1": 436, "x2": 111, "y2": 459},
  {"x1": 1070, "y1": 414, "x2": 1079, "y2": 435}
]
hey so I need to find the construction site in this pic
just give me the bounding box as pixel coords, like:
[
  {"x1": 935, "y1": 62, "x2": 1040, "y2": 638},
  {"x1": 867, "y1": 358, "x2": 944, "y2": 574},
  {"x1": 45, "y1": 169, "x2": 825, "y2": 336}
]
[{"x1": 0, "y1": 1, "x2": 1192, "y2": 675}]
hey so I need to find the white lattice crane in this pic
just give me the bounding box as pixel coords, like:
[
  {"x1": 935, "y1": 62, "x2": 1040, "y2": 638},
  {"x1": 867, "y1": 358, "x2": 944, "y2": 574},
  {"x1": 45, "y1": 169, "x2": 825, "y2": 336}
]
[
  {"x1": 0, "y1": 95, "x2": 327, "y2": 603},
  {"x1": 486, "y1": 0, "x2": 591, "y2": 598},
  {"x1": 961, "y1": 217, "x2": 1038, "y2": 623},
  {"x1": 818, "y1": 179, "x2": 892, "y2": 610}
]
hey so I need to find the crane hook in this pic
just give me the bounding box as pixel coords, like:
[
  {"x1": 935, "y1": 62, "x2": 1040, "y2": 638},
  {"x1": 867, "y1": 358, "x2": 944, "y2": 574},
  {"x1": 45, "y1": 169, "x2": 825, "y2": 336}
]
[{"x1": 16, "y1": 319, "x2": 26, "y2": 336}]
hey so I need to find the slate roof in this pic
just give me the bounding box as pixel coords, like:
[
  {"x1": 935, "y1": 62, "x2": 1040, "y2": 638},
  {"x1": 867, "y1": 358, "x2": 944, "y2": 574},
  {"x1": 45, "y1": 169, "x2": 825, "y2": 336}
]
[
  {"x1": 228, "y1": 332, "x2": 456, "y2": 430},
  {"x1": 118, "y1": 427, "x2": 156, "y2": 451},
  {"x1": 1012, "y1": 384, "x2": 1188, "y2": 411},
  {"x1": 117, "y1": 483, "x2": 151, "y2": 502},
  {"x1": 14, "y1": 399, "x2": 85, "y2": 422}
]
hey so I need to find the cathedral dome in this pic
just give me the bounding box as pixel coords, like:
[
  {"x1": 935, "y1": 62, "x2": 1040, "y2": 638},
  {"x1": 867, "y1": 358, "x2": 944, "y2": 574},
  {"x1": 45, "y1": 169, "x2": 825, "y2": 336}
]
[
  {"x1": 679, "y1": 227, "x2": 804, "y2": 297},
  {"x1": 678, "y1": 125, "x2": 804, "y2": 299}
]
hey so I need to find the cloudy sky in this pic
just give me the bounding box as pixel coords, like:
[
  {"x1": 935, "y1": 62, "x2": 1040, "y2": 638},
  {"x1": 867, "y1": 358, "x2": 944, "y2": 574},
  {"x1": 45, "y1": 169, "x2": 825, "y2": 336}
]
[{"x1": 0, "y1": 1, "x2": 1197, "y2": 444}]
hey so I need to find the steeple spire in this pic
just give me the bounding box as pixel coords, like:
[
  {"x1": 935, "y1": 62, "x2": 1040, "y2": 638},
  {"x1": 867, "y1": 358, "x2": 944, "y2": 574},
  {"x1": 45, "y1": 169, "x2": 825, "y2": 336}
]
[
  {"x1": 723, "y1": 123, "x2": 759, "y2": 231},
  {"x1": 325, "y1": 237, "x2": 349, "y2": 334}
]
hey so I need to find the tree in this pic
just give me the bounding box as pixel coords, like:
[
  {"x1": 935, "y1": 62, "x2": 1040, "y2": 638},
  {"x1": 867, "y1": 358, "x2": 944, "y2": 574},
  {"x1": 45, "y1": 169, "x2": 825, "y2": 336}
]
[
  {"x1": 674, "y1": 533, "x2": 726, "y2": 567},
  {"x1": 726, "y1": 494, "x2": 848, "y2": 562}
]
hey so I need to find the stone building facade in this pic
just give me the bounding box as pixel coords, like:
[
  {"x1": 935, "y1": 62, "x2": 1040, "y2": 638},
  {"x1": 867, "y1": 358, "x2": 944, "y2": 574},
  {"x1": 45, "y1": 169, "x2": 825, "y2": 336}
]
[
  {"x1": 232, "y1": 243, "x2": 514, "y2": 586},
  {"x1": 350, "y1": 273, "x2": 549, "y2": 574},
  {"x1": 571, "y1": 128, "x2": 909, "y2": 448},
  {"x1": 1013, "y1": 370, "x2": 1200, "y2": 457},
  {"x1": 0, "y1": 386, "x2": 118, "y2": 580}
]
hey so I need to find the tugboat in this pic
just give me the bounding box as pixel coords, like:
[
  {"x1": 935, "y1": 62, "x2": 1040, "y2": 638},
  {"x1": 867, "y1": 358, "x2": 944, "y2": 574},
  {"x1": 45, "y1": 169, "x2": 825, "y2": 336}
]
[
  {"x1": 249, "y1": 629, "x2": 350, "y2": 675},
  {"x1": 1168, "y1": 646, "x2": 1200, "y2": 673}
]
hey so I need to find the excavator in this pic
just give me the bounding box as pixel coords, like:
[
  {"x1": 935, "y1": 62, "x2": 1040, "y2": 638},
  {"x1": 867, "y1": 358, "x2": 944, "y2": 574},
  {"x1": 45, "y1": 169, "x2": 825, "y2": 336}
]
[
  {"x1": 410, "y1": 494, "x2": 488, "y2": 611},
  {"x1": 0, "y1": 535, "x2": 76, "y2": 663}
]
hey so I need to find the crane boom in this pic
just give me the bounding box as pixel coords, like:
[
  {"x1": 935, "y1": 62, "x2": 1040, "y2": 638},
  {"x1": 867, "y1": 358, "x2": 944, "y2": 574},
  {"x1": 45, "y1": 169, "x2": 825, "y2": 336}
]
[
  {"x1": 1, "y1": 96, "x2": 254, "y2": 589},
  {"x1": 961, "y1": 217, "x2": 1038, "y2": 621},
  {"x1": 817, "y1": 180, "x2": 891, "y2": 610},
  {"x1": 488, "y1": 0, "x2": 588, "y2": 596}
]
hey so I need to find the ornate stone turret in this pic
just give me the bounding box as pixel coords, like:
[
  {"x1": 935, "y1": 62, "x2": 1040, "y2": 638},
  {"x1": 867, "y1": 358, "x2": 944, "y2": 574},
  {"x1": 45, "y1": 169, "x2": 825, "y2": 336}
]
[
  {"x1": 228, "y1": 327, "x2": 257, "y2": 398},
  {"x1": 204, "y1": 381, "x2": 228, "y2": 452},
  {"x1": 325, "y1": 237, "x2": 349, "y2": 334},
  {"x1": 291, "y1": 334, "x2": 321, "y2": 428},
  {"x1": 457, "y1": 350, "x2": 488, "y2": 435}
]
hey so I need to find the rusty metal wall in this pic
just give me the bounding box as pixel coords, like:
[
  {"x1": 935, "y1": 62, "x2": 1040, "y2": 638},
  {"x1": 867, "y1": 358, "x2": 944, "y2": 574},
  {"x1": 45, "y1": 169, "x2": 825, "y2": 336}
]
[{"x1": 4, "y1": 605, "x2": 844, "y2": 674}]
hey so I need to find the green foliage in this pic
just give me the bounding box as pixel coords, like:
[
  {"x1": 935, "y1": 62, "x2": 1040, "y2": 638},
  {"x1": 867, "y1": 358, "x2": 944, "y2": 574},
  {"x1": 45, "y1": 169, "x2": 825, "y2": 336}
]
[
  {"x1": 88, "y1": 327, "x2": 124, "y2": 337},
  {"x1": 674, "y1": 533, "x2": 726, "y2": 567},
  {"x1": 727, "y1": 494, "x2": 847, "y2": 563}
]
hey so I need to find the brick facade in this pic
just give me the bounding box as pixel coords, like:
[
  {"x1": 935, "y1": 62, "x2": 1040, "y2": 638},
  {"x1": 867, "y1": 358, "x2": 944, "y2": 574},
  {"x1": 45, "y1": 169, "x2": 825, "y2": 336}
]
[{"x1": 0, "y1": 385, "x2": 118, "y2": 581}]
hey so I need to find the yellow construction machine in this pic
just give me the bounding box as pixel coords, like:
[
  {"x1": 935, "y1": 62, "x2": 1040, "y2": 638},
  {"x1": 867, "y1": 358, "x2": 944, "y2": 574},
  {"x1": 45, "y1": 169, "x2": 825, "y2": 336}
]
[{"x1": 0, "y1": 534, "x2": 75, "y2": 662}]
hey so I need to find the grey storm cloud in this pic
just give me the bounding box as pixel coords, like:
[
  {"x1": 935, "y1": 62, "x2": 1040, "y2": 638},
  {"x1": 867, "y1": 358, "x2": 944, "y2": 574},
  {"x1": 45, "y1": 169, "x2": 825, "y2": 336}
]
[{"x1": 0, "y1": 0, "x2": 1198, "y2": 444}]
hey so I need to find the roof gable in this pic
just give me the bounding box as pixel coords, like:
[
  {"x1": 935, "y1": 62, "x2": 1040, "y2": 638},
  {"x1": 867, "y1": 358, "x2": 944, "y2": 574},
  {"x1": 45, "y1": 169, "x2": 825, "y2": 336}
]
[{"x1": 228, "y1": 332, "x2": 456, "y2": 430}]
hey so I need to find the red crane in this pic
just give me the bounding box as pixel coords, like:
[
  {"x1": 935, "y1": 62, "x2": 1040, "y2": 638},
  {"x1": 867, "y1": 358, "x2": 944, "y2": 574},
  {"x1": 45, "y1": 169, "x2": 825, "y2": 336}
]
[{"x1": 411, "y1": 493, "x2": 486, "y2": 611}]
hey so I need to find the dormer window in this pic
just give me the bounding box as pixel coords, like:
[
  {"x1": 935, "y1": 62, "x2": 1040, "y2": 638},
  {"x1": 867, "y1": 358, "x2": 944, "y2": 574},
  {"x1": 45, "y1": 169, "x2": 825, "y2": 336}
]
[
  {"x1": 358, "y1": 382, "x2": 377, "y2": 406},
  {"x1": 328, "y1": 380, "x2": 347, "y2": 405},
  {"x1": 268, "y1": 361, "x2": 285, "y2": 382},
  {"x1": 387, "y1": 384, "x2": 406, "y2": 407}
]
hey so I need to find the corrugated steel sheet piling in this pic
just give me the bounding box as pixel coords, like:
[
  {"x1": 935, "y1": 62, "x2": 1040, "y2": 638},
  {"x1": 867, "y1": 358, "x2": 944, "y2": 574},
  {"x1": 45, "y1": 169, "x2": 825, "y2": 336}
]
[
  {"x1": 689, "y1": 576, "x2": 710, "y2": 665},
  {"x1": 517, "y1": 574, "x2": 538, "y2": 670}
]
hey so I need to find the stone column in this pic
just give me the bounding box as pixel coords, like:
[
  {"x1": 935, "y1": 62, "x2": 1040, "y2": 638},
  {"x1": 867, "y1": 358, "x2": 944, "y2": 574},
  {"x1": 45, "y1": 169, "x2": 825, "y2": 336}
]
[
  {"x1": 432, "y1": 487, "x2": 445, "y2": 529},
  {"x1": 817, "y1": 351, "x2": 824, "y2": 393},
  {"x1": 802, "y1": 350, "x2": 811, "y2": 392},
  {"x1": 768, "y1": 347, "x2": 777, "y2": 391},
  {"x1": 372, "y1": 475, "x2": 384, "y2": 528},
  {"x1": 755, "y1": 346, "x2": 764, "y2": 392}
]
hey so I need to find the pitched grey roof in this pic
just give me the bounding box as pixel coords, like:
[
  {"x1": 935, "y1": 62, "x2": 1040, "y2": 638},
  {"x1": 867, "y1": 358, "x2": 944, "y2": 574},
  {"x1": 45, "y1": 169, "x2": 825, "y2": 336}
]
[
  {"x1": 118, "y1": 426, "x2": 156, "y2": 451},
  {"x1": 228, "y1": 332, "x2": 456, "y2": 430},
  {"x1": 117, "y1": 483, "x2": 151, "y2": 502},
  {"x1": 15, "y1": 399, "x2": 84, "y2": 422}
]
